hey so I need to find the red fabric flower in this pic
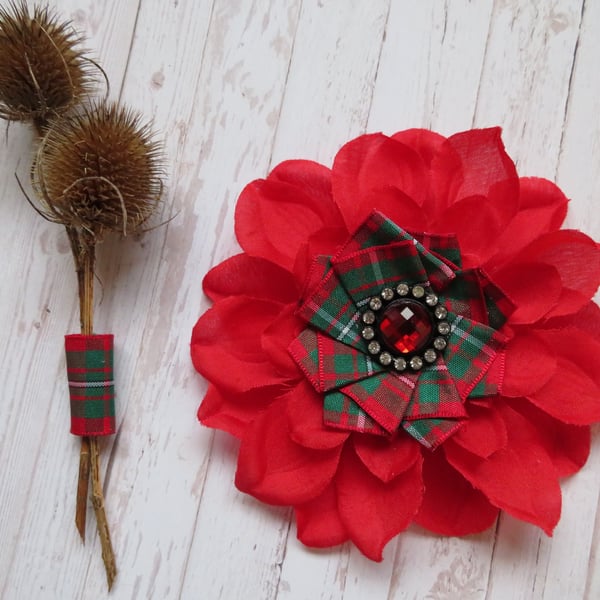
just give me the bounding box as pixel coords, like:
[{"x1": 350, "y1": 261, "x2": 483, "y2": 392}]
[{"x1": 191, "y1": 127, "x2": 600, "y2": 561}]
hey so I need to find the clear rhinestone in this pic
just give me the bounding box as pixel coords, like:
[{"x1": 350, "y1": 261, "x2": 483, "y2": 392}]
[
  {"x1": 362, "y1": 326, "x2": 375, "y2": 340},
  {"x1": 412, "y1": 285, "x2": 425, "y2": 299},
  {"x1": 381, "y1": 287, "x2": 394, "y2": 301},
  {"x1": 425, "y1": 294, "x2": 438, "y2": 307},
  {"x1": 394, "y1": 357, "x2": 407, "y2": 372},
  {"x1": 369, "y1": 297, "x2": 383, "y2": 311},
  {"x1": 362, "y1": 311, "x2": 376, "y2": 325},
  {"x1": 396, "y1": 283, "x2": 410, "y2": 296},
  {"x1": 379, "y1": 352, "x2": 392, "y2": 366},
  {"x1": 424, "y1": 349, "x2": 437, "y2": 363},
  {"x1": 368, "y1": 341, "x2": 381, "y2": 354},
  {"x1": 410, "y1": 356, "x2": 424, "y2": 370},
  {"x1": 437, "y1": 321, "x2": 451, "y2": 335},
  {"x1": 433, "y1": 336, "x2": 447, "y2": 351},
  {"x1": 434, "y1": 305, "x2": 448, "y2": 320}
]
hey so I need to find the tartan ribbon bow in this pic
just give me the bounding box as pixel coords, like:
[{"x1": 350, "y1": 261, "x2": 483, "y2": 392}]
[{"x1": 289, "y1": 211, "x2": 513, "y2": 448}]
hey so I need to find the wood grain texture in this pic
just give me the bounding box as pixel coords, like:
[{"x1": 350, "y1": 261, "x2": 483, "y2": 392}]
[{"x1": 1, "y1": 1, "x2": 599, "y2": 598}]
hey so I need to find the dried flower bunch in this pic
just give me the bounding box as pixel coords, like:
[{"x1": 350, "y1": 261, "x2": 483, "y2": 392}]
[
  {"x1": 33, "y1": 102, "x2": 163, "y2": 238},
  {"x1": 0, "y1": 1, "x2": 165, "y2": 591},
  {"x1": 0, "y1": 0, "x2": 95, "y2": 128}
]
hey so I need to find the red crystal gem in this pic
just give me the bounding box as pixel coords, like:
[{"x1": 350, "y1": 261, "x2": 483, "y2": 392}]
[{"x1": 379, "y1": 299, "x2": 433, "y2": 354}]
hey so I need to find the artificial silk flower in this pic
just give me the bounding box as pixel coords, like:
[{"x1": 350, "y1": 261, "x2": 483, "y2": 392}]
[{"x1": 191, "y1": 127, "x2": 600, "y2": 561}]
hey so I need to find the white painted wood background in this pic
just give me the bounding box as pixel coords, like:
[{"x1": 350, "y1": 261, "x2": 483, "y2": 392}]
[{"x1": 1, "y1": 0, "x2": 600, "y2": 598}]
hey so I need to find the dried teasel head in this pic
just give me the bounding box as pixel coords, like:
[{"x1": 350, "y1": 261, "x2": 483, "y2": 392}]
[
  {"x1": 32, "y1": 101, "x2": 164, "y2": 239},
  {"x1": 0, "y1": 1, "x2": 96, "y2": 128}
]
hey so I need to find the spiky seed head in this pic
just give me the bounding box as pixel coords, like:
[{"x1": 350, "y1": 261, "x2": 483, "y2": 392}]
[
  {"x1": 33, "y1": 101, "x2": 164, "y2": 239},
  {"x1": 0, "y1": 1, "x2": 96, "y2": 125}
]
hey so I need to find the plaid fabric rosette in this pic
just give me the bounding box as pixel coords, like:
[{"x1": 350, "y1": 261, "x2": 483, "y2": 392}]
[
  {"x1": 65, "y1": 334, "x2": 116, "y2": 436},
  {"x1": 289, "y1": 211, "x2": 513, "y2": 448}
]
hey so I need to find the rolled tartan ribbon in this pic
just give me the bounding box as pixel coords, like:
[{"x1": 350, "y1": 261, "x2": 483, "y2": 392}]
[{"x1": 65, "y1": 334, "x2": 116, "y2": 436}]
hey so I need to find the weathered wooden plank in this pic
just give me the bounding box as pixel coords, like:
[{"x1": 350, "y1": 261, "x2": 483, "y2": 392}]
[{"x1": 0, "y1": 1, "x2": 141, "y2": 597}]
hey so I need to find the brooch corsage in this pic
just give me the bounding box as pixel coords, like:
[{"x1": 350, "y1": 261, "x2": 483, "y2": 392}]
[{"x1": 191, "y1": 127, "x2": 600, "y2": 560}]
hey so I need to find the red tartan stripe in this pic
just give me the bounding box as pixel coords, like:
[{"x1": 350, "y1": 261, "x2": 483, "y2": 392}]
[
  {"x1": 323, "y1": 391, "x2": 387, "y2": 436},
  {"x1": 404, "y1": 362, "x2": 467, "y2": 420},
  {"x1": 331, "y1": 241, "x2": 428, "y2": 301},
  {"x1": 288, "y1": 329, "x2": 321, "y2": 390},
  {"x1": 340, "y1": 371, "x2": 417, "y2": 433},
  {"x1": 444, "y1": 314, "x2": 505, "y2": 401},
  {"x1": 297, "y1": 267, "x2": 364, "y2": 350},
  {"x1": 333, "y1": 210, "x2": 403, "y2": 258},
  {"x1": 441, "y1": 269, "x2": 488, "y2": 323},
  {"x1": 410, "y1": 230, "x2": 462, "y2": 268},
  {"x1": 65, "y1": 333, "x2": 113, "y2": 352},
  {"x1": 318, "y1": 333, "x2": 383, "y2": 390},
  {"x1": 71, "y1": 416, "x2": 116, "y2": 436}
]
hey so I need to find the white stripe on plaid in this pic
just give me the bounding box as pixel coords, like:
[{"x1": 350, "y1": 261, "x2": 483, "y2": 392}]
[{"x1": 450, "y1": 315, "x2": 495, "y2": 356}]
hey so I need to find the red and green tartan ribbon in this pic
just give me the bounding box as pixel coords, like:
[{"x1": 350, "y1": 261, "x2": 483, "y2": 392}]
[
  {"x1": 289, "y1": 211, "x2": 514, "y2": 448},
  {"x1": 65, "y1": 334, "x2": 116, "y2": 436}
]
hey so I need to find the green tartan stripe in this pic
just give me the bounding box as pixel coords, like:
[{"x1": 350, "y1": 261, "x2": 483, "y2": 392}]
[
  {"x1": 340, "y1": 371, "x2": 417, "y2": 433},
  {"x1": 403, "y1": 417, "x2": 464, "y2": 449},
  {"x1": 394, "y1": 228, "x2": 457, "y2": 290},
  {"x1": 323, "y1": 390, "x2": 386, "y2": 435},
  {"x1": 331, "y1": 241, "x2": 428, "y2": 302},
  {"x1": 441, "y1": 269, "x2": 488, "y2": 323},
  {"x1": 468, "y1": 350, "x2": 504, "y2": 398},
  {"x1": 405, "y1": 363, "x2": 466, "y2": 419},
  {"x1": 445, "y1": 313, "x2": 504, "y2": 400},
  {"x1": 298, "y1": 267, "x2": 365, "y2": 350},
  {"x1": 288, "y1": 329, "x2": 321, "y2": 390},
  {"x1": 319, "y1": 333, "x2": 383, "y2": 390},
  {"x1": 69, "y1": 397, "x2": 115, "y2": 419}
]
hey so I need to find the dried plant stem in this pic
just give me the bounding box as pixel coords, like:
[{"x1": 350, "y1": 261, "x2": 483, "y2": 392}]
[
  {"x1": 68, "y1": 227, "x2": 116, "y2": 590},
  {"x1": 90, "y1": 436, "x2": 117, "y2": 589}
]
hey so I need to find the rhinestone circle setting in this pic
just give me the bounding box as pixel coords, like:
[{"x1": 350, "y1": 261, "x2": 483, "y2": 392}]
[{"x1": 360, "y1": 283, "x2": 451, "y2": 371}]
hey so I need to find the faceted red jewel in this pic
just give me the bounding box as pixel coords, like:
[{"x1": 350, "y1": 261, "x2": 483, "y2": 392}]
[{"x1": 379, "y1": 299, "x2": 433, "y2": 354}]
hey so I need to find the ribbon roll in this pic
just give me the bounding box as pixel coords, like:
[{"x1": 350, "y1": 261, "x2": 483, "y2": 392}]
[{"x1": 65, "y1": 334, "x2": 116, "y2": 436}]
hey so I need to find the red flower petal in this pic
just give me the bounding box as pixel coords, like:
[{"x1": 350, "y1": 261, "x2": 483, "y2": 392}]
[
  {"x1": 508, "y1": 398, "x2": 591, "y2": 477},
  {"x1": 435, "y1": 195, "x2": 505, "y2": 267},
  {"x1": 444, "y1": 404, "x2": 561, "y2": 535},
  {"x1": 191, "y1": 297, "x2": 291, "y2": 393},
  {"x1": 490, "y1": 262, "x2": 562, "y2": 324},
  {"x1": 235, "y1": 174, "x2": 342, "y2": 271},
  {"x1": 285, "y1": 379, "x2": 349, "y2": 450},
  {"x1": 332, "y1": 133, "x2": 428, "y2": 230},
  {"x1": 336, "y1": 446, "x2": 424, "y2": 561},
  {"x1": 415, "y1": 447, "x2": 499, "y2": 535},
  {"x1": 391, "y1": 129, "x2": 446, "y2": 168},
  {"x1": 353, "y1": 432, "x2": 421, "y2": 483},
  {"x1": 503, "y1": 331, "x2": 557, "y2": 397},
  {"x1": 431, "y1": 128, "x2": 518, "y2": 218},
  {"x1": 527, "y1": 360, "x2": 600, "y2": 425},
  {"x1": 197, "y1": 384, "x2": 278, "y2": 439},
  {"x1": 269, "y1": 159, "x2": 333, "y2": 206},
  {"x1": 235, "y1": 399, "x2": 343, "y2": 505},
  {"x1": 544, "y1": 300, "x2": 600, "y2": 338},
  {"x1": 295, "y1": 482, "x2": 349, "y2": 548},
  {"x1": 518, "y1": 230, "x2": 600, "y2": 318},
  {"x1": 203, "y1": 254, "x2": 299, "y2": 303},
  {"x1": 486, "y1": 177, "x2": 568, "y2": 268},
  {"x1": 452, "y1": 402, "x2": 508, "y2": 458},
  {"x1": 261, "y1": 303, "x2": 305, "y2": 377},
  {"x1": 293, "y1": 226, "x2": 349, "y2": 286}
]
